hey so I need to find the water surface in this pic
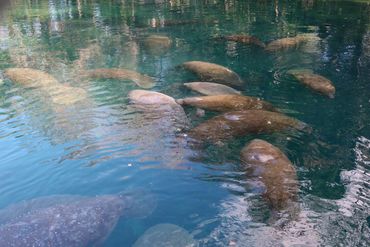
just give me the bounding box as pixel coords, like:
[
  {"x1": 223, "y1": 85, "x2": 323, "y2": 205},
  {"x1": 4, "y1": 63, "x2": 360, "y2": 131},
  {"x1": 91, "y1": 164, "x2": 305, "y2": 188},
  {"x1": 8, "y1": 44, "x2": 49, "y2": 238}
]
[{"x1": 0, "y1": 0, "x2": 369, "y2": 246}]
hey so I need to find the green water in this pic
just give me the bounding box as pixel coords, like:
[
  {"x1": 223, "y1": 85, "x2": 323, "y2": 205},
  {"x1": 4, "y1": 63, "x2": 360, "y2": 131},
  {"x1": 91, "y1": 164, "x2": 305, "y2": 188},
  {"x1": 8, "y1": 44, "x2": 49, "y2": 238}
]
[{"x1": 0, "y1": 0, "x2": 369, "y2": 246}]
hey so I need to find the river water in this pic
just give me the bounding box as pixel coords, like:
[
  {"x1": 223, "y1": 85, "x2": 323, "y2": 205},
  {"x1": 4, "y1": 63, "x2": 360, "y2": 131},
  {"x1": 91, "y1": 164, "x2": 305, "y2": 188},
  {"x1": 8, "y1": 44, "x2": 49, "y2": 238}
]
[{"x1": 0, "y1": 0, "x2": 369, "y2": 246}]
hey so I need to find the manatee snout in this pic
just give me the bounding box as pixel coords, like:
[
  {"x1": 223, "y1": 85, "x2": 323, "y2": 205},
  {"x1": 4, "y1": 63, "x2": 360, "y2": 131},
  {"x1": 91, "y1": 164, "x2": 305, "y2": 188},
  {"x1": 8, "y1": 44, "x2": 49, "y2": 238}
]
[{"x1": 118, "y1": 189, "x2": 157, "y2": 219}]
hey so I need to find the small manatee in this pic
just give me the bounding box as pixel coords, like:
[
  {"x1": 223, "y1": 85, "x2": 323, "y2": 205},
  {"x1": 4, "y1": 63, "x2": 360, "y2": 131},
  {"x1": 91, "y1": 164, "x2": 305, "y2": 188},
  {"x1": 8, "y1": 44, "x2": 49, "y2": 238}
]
[
  {"x1": 176, "y1": 94, "x2": 277, "y2": 113},
  {"x1": 287, "y1": 69, "x2": 335, "y2": 98},
  {"x1": 133, "y1": 223, "x2": 197, "y2": 247},
  {"x1": 184, "y1": 82, "x2": 241, "y2": 96},
  {"x1": 181, "y1": 61, "x2": 244, "y2": 88},
  {"x1": 265, "y1": 34, "x2": 320, "y2": 52},
  {"x1": 84, "y1": 68, "x2": 155, "y2": 89},
  {"x1": 143, "y1": 35, "x2": 172, "y2": 55},
  {"x1": 223, "y1": 34, "x2": 266, "y2": 48},
  {"x1": 188, "y1": 110, "x2": 309, "y2": 144}
]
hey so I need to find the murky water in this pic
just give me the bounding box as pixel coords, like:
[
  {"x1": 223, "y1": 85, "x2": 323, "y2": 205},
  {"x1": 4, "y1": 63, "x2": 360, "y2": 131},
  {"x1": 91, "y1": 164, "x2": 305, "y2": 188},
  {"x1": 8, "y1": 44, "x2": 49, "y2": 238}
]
[{"x1": 0, "y1": 0, "x2": 369, "y2": 246}]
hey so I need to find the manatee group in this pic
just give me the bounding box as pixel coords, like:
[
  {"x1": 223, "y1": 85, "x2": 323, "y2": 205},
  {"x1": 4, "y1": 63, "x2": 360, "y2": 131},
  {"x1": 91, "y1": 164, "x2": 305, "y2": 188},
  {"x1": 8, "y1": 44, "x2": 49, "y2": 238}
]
[
  {"x1": 241, "y1": 139, "x2": 299, "y2": 223},
  {"x1": 182, "y1": 61, "x2": 244, "y2": 88},
  {"x1": 0, "y1": 192, "x2": 155, "y2": 247},
  {"x1": 288, "y1": 69, "x2": 335, "y2": 98}
]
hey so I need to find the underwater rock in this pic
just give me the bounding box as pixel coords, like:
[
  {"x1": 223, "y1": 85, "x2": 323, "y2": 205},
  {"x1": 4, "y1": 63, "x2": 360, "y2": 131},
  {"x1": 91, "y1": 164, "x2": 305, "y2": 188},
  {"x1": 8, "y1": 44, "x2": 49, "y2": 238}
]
[
  {"x1": 222, "y1": 35, "x2": 266, "y2": 48},
  {"x1": 182, "y1": 61, "x2": 244, "y2": 88},
  {"x1": 143, "y1": 35, "x2": 172, "y2": 55},
  {"x1": 84, "y1": 68, "x2": 155, "y2": 89},
  {"x1": 4, "y1": 68, "x2": 60, "y2": 87},
  {"x1": 183, "y1": 82, "x2": 241, "y2": 96},
  {"x1": 133, "y1": 223, "x2": 196, "y2": 247},
  {"x1": 265, "y1": 34, "x2": 320, "y2": 52},
  {"x1": 0, "y1": 192, "x2": 155, "y2": 247},
  {"x1": 287, "y1": 69, "x2": 335, "y2": 98},
  {"x1": 188, "y1": 110, "x2": 309, "y2": 144},
  {"x1": 241, "y1": 139, "x2": 299, "y2": 224},
  {"x1": 177, "y1": 94, "x2": 277, "y2": 113}
]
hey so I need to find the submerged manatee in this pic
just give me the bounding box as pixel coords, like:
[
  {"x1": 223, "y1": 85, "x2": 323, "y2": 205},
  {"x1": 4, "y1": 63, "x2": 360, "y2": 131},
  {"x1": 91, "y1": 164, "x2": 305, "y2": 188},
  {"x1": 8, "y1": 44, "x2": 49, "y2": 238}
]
[
  {"x1": 4, "y1": 68, "x2": 59, "y2": 87},
  {"x1": 241, "y1": 139, "x2": 299, "y2": 224},
  {"x1": 184, "y1": 82, "x2": 241, "y2": 96},
  {"x1": 222, "y1": 35, "x2": 266, "y2": 48},
  {"x1": 128, "y1": 90, "x2": 190, "y2": 169},
  {"x1": 0, "y1": 192, "x2": 155, "y2": 247},
  {"x1": 287, "y1": 69, "x2": 335, "y2": 98},
  {"x1": 133, "y1": 223, "x2": 196, "y2": 247},
  {"x1": 5, "y1": 68, "x2": 88, "y2": 105},
  {"x1": 188, "y1": 110, "x2": 309, "y2": 144},
  {"x1": 84, "y1": 68, "x2": 155, "y2": 89},
  {"x1": 176, "y1": 94, "x2": 277, "y2": 113},
  {"x1": 265, "y1": 34, "x2": 319, "y2": 52},
  {"x1": 143, "y1": 35, "x2": 172, "y2": 55},
  {"x1": 182, "y1": 61, "x2": 244, "y2": 88}
]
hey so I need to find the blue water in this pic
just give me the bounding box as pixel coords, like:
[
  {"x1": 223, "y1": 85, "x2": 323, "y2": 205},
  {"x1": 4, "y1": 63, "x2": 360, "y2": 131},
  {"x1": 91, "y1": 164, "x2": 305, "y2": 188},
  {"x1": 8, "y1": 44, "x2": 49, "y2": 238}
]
[{"x1": 0, "y1": 0, "x2": 369, "y2": 246}]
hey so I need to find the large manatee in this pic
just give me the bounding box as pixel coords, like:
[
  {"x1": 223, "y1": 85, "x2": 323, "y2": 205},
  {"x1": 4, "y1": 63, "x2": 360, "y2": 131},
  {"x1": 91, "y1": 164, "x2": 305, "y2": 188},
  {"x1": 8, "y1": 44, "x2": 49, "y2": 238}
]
[
  {"x1": 181, "y1": 61, "x2": 244, "y2": 88},
  {"x1": 0, "y1": 192, "x2": 155, "y2": 247},
  {"x1": 265, "y1": 34, "x2": 319, "y2": 52},
  {"x1": 5, "y1": 68, "x2": 88, "y2": 105},
  {"x1": 84, "y1": 68, "x2": 155, "y2": 89},
  {"x1": 241, "y1": 139, "x2": 299, "y2": 224},
  {"x1": 176, "y1": 95, "x2": 277, "y2": 113},
  {"x1": 183, "y1": 82, "x2": 241, "y2": 96},
  {"x1": 133, "y1": 223, "x2": 196, "y2": 247},
  {"x1": 188, "y1": 110, "x2": 309, "y2": 144},
  {"x1": 222, "y1": 34, "x2": 266, "y2": 48},
  {"x1": 287, "y1": 69, "x2": 335, "y2": 98}
]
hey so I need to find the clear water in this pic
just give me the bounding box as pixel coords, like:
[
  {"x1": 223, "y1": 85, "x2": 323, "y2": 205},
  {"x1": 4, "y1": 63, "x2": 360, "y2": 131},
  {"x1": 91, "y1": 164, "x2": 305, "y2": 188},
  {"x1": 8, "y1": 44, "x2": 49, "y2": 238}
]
[{"x1": 0, "y1": 0, "x2": 369, "y2": 246}]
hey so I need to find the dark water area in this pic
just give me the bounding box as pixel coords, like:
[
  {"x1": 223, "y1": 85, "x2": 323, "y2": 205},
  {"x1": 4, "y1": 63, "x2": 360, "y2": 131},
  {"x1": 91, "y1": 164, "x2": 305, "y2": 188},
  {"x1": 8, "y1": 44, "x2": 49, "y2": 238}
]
[{"x1": 0, "y1": 0, "x2": 369, "y2": 246}]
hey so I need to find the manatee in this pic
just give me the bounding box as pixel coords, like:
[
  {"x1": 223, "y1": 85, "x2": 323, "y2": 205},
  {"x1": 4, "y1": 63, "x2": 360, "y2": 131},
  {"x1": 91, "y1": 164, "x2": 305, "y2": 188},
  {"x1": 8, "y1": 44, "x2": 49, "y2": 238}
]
[
  {"x1": 143, "y1": 35, "x2": 172, "y2": 55},
  {"x1": 241, "y1": 139, "x2": 299, "y2": 224},
  {"x1": 265, "y1": 34, "x2": 319, "y2": 52},
  {"x1": 287, "y1": 69, "x2": 335, "y2": 98},
  {"x1": 4, "y1": 68, "x2": 59, "y2": 87},
  {"x1": 183, "y1": 82, "x2": 241, "y2": 96},
  {"x1": 188, "y1": 110, "x2": 309, "y2": 144},
  {"x1": 0, "y1": 192, "x2": 155, "y2": 247},
  {"x1": 176, "y1": 95, "x2": 277, "y2": 113},
  {"x1": 222, "y1": 35, "x2": 266, "y2": 48},
  {"x1": 5, "y1": 68, "x2": 88, "y2": 105},
  {"x1": 133, "y1": 223, "x2": 197, "y2": 247},
  {"x1": 84, "y1": 68, "x2": 155, "y2": 89},
  {"x1": 128, "y1": 90, "x2": 190, "y2": 169},
  {"x1": 181, "y1": 61, "x2": 244, "y2": 88}
]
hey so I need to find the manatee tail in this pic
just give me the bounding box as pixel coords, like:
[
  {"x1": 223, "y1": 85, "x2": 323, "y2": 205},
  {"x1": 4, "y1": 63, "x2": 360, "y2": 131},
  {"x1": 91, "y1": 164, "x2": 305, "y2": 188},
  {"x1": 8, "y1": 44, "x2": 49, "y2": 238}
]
[{"x1": 118, "y1": 188, "x2": 157, "y2": 219}]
